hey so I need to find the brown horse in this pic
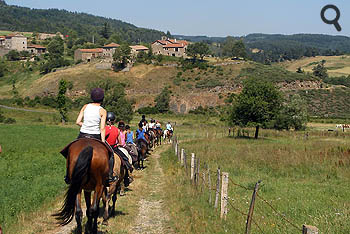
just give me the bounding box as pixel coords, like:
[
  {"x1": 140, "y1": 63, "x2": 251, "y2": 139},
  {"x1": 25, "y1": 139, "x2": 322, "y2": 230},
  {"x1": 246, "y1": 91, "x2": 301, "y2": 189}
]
[
  {"x1": 155, "y1": 128, "x2": 163, "y2": 146},
  {"x1": 137, "y1": 139, "x2": 148, "y2": 169},
  {"x1": 54, "y1": 138, "x2": 110, "y2": 234},
  {"x1": 102, "y1": 153, "x2": 127, "y2": 223}
]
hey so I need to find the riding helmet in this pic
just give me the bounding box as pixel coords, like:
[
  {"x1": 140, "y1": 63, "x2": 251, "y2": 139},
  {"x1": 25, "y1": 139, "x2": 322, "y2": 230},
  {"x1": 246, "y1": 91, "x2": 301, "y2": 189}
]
[
  {"x1": 107, "y1": 112, "x2": 116, "y2": 122},
  {"x1": 118, "y1": 121, "x2": 125, "y2": 128},
  {"x1": 90, "y1": 88, "x2": 104, "y2": 103}
]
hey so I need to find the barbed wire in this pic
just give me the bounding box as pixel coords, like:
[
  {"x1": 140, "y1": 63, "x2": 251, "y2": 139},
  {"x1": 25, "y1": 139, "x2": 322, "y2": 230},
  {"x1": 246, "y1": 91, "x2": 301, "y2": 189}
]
[
  {"x1": 256, "y1": 194, "x2": 301, "y2": 231},
  {"x1": 226, "y1": 199, "x2": 266, "y2": 234}
]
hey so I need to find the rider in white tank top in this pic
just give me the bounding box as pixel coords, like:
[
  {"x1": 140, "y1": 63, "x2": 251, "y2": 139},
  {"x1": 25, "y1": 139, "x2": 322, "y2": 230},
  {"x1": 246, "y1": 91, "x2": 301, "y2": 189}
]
[{"x1": 80, "y1": 104, "x2": 102, "y2": 134}]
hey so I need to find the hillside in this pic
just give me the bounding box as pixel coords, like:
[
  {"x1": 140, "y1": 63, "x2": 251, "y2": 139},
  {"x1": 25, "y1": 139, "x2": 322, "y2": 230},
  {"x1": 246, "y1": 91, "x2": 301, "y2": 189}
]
[
  {"x1": 282, "y1": 55, "x2": 350, "y2": 77},
  {"x1": 0, "y1": 59, "x2": 331, "y2": 114},
  {"x1": 0, "y1": 2, "x2": 165, "y2": 43}
]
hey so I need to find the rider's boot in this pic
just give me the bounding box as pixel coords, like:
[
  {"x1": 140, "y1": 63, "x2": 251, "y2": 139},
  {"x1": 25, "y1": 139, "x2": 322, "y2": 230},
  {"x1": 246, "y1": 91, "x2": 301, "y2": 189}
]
[{"x1": 108, "y1": 154, "x2": 117, "y2": 184}]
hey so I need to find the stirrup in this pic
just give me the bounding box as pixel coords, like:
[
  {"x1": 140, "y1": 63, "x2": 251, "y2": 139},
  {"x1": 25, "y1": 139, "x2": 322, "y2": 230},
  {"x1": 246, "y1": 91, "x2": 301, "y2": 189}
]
[{"x1": 108, "y1": 175, "x2": 118, "y2": 184}]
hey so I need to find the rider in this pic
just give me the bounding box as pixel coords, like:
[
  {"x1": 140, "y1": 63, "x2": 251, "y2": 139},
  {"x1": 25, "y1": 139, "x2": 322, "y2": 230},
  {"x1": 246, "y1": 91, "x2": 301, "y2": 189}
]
[
  {"x1": 155, "y1": 120, "x2": 161, "y2": 130},
  {"x1": 139, "y1": 115, "x2": 147, "y2": 127},
  {"x1": 66, "y1": 88, "x2": 115, "y2": 184},
  {"x1": 164, "y1": 121, "x2": 173, "y2": 139},
  {"x1": 148, "y1": 119, "x2": 156, "y2": 130},
  {"x1": 136, "y1": 122, "x2": 147, "y2": 149},
  {"x1": 125, "y1": 125, "x2": 138, "y2": 161}
]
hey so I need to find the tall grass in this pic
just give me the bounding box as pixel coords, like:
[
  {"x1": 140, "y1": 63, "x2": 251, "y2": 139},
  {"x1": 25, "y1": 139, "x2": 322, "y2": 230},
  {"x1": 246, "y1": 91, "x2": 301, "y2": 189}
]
[
  {"x1": 0, "y1": 124, "x2": 76, "y2": 232},
  {"x1": 160, "y1": 127, "x2": 350, "y2": 233}
]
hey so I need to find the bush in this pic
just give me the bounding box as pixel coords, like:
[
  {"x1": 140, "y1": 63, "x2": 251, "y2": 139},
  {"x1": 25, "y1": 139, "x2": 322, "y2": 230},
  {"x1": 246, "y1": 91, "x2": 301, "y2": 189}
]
[
  {"x1": 6, "y1": 50, "x2": 20, "y2": 61},
  {"x1": 4, "y1": 118, "x2": 16, "y2": 124}
]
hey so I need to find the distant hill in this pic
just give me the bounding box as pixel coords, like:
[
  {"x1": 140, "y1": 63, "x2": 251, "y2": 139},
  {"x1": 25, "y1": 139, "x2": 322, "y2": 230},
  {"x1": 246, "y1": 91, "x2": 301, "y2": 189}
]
[
  {"x1": 175, "y1": 33, "x2": 350, "y2": 63},
  {"x1": 0, "y1": 2, "x2": 165, "y2": 43}
]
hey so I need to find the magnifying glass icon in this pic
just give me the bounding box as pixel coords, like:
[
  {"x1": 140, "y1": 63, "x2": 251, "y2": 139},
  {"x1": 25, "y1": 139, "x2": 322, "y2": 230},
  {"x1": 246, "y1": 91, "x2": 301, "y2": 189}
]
[{"x1": 321, "y1": 4, "x2": 341, "y2": 31}]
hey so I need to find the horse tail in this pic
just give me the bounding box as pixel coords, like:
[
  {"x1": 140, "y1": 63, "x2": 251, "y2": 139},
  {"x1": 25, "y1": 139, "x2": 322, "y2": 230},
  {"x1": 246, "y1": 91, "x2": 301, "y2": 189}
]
[{"x1": 53, "y1": 146, "x2": 93, "y2": 226}]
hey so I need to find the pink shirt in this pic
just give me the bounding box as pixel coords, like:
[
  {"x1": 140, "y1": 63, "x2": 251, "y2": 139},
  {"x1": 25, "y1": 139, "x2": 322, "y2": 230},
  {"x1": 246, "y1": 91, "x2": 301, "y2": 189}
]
[{"x1": 119, "y1": 130, "x2": 126, "y2": 147}]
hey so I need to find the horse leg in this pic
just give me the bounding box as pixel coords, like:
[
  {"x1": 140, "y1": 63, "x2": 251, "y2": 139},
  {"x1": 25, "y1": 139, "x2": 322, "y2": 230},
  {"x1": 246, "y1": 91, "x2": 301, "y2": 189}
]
[
  {"x1": 91, "y1": 185, "x2": 104, "y2": 234},
  {"x1": 75, "y1": 192, "x2": 83, "y2": 234},
  {"x1": 84, "y1": 191, "x2": 92, "y2": 233},
  {"x1": 102, "y1": 188, "x2": 109, "y2": 224}
]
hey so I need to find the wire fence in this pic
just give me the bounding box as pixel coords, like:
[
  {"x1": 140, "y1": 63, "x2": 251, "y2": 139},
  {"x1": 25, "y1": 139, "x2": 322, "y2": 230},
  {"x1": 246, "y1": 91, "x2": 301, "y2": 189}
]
[{"x1": 170, "y1": 135, "x2": 319, "y2": 234}]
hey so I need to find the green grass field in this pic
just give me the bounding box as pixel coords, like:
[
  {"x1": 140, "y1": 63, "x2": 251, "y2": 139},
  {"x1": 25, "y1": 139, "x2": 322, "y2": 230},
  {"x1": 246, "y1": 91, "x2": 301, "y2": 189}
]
[
  {"x1": 0, "y1": 124, "x2": 76, "y2": 232},
  {"x1": 160, "y1": 125, "x2": 350, "y2": 233}
]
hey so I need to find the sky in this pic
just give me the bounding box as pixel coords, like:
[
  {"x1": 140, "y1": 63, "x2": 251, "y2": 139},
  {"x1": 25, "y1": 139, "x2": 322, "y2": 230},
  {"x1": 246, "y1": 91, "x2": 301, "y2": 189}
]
[{"x1": 5, "y1": 0, "x2": 350, "y2": 37}]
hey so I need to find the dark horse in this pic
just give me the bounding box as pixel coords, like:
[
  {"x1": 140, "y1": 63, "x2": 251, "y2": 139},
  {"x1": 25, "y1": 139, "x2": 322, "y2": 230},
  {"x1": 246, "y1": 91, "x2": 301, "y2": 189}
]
[
  {"x1": 137, "y1": 140, "x2": 148, "y2": 169},
  {"x1": 54, "y1": 138, "x2": 110, "y2": 234}
]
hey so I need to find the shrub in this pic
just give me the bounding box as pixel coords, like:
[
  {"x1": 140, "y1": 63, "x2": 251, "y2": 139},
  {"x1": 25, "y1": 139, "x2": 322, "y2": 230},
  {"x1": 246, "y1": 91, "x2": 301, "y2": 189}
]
[{"x1": 4, "y1": 118, "x2": 16, "y2": 124}]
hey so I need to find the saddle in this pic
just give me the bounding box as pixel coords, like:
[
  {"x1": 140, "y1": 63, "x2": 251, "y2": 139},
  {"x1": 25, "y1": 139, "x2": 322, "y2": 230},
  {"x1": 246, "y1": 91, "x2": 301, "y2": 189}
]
[{"x1": 60, "y1": 138, "x2": 114, "y2": 159}]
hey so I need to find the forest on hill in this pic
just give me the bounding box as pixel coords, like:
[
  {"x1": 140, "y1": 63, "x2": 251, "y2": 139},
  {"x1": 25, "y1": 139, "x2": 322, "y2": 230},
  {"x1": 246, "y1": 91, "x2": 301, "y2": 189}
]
[
  {"x1": 0, "y1": 1, "x2": 165, "y2": 43},
  {"x1": 176, "y1": 33, "x2": 350, "y2": 63}
]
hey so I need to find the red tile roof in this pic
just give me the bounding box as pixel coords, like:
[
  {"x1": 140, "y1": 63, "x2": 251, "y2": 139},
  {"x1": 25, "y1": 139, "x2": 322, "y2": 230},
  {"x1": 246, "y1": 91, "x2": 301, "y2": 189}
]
[
  {"x1": 5, "y1": 34, "x2": 25, "y2": 39},
  {"x1": 103, "y1": 43, "x2": 120, "y2": 48},
  {"x1": 27, "y1": 44, "x2": 46, "y2": 49},
  {"x1": 130, "y1": 45, "x2": 149, "y2": 51},
  {"x1": 79, "y1": 48, "x2": 103, "y2": 53},
  {"x1": 163, "y1": 43, "x2": 185, "y2": 48}
]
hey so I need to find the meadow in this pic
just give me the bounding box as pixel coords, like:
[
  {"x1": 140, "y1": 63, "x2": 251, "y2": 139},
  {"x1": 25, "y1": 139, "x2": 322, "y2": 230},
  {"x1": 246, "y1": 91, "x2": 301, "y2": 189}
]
[
  {"x1": 160, "y1": 123, "x2": 350, "y2": 234},
  {"x1": 0, "y1": 124, "x2": 76, "y2": 232}
]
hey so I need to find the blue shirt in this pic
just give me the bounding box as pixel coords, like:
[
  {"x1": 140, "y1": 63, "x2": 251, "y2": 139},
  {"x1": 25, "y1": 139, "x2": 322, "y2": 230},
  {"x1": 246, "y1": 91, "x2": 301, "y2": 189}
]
[
  {"x1": 136, "y1": 129, "x2": 146, "y2": 141},
  {"x1": 126, "y1": 131, "x2": 134, "y2": 144}
]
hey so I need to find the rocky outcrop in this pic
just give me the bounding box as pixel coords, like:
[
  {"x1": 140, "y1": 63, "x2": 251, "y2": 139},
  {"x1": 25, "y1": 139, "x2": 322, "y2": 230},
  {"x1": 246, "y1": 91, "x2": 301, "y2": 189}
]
[{"x1": 277, "y1": 80, "x2": 322, "y2": 90}]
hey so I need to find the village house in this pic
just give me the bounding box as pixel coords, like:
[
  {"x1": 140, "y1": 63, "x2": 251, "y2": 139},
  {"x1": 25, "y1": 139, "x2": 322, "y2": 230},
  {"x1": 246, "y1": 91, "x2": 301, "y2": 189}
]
[
  {"x1": 0, "y1": 36, "x2": 5, "y2": 46},
  {"x1": 27, "y1": 44, "x2": 47, "y2": 55},
  {"x1": 151, "y1": 36, "x2": 188, "y2": 57},
  {"x1": 74, "y1": 48, "x2": 103, "y2": 62},
  {"x1": 102, "y1": 43, "x2": 120, "y2": 58},
  {"x1": 38, "y1": 32, "x2": 64, "y2": 40},
  {"x1": 4, "y1": 34, "x2": 27, "y2": 51},
  {"x1": 130, "y1": 45, "x2": 149, "y2": 55}
]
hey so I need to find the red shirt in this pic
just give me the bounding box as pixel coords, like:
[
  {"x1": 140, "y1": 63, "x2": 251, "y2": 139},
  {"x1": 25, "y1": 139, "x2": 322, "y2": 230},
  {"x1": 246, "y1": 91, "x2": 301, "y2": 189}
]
[{"x1": 105, "y1": 125, "x2": 119, "y2": 146}]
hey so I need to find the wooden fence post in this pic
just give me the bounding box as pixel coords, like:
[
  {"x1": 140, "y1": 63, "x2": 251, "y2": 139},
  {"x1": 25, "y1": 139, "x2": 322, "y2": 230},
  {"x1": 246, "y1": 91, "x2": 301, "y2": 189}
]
[
  {"x1": 208, "y1": 166, "x2": 212, "y2": 204},
  {"x1": 220, "y1": 172, "x2": 229, "y2": 220},
  {"x1": 183, "y1": 151, "x2": 187, "y2": 171},
  {"x1": 196, "y1": 157, "x2": 200, "y2": 186},
  {"x1": 175, "y1": 143, "x2": 178, "y2": 156},
  {"x1": 181, "y1": 148, "x2": 185, "y2": 166},
  {"x1": 302, "y1": 225, "x2": 319, "y2": 234},
  {"x1": 191, "y1": 153, "x2": 195, "y2": 182},
  {"x1": 214, "y1": 167, "x2": 221, "y2": 209},
  {"x1": 245, "y1": 181, "x2": 260, "y2": 234}
]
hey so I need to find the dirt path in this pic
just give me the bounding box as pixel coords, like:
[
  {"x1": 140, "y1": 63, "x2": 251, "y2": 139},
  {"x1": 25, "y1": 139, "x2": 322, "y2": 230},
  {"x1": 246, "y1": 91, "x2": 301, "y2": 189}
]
[
  {"x1": 13, "y1": 145, "x2": 173, "y2": 234},
  {"x1": 0, "y1": 104, "x2": 56, "y2": 114},
  {"x1": 129, "y1": 146, "x2": 172, "y2": 234}
]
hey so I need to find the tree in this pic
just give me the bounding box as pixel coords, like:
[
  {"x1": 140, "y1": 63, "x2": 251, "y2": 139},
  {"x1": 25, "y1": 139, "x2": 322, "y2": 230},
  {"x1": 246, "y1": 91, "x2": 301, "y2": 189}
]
[
  {"x1": 187, "y1": 42, "x2": 210, "y2": 61},
  {"x1": 232, "y1": 40, "x2": 247, "y2": 59},
  {"x1": 166, "y1": 31, "x2": 171, "y2": 38},
  {"x1": 231, "y1": 79, "x2": 283, "y2": 139},
  {"x1": 6, "y1": 50, "x2": 20, "y2": 61},
  {"x1": 47, "y1": 36, "x2": 64, "y2": 58},
  {"x1": 0, "y1": 59, "x2": 6, "y2": 77},
  {"x1": 100, "y1": 22, "x2": 111, "y2": 39},
  {"x1": 273, "y1": 94, "x2": 308, "y2": 131},
  {"x1": 88, "y1": 80, "x2": 133, "y2": 123},
  {"x1": 112, "y1": 43, "x2": 131, "y2": 71},
  {"x1": 312, "y1": 60, "x2": 328, "y2": 79},
  {"x1": 155, "y1": 87, "x2": 171, "y2": 113},
  {"x1": 57, "y1": 79, "x2": 68, "y2": 123},
  {"x1": 296, "y1": 67, "x2": 303, "y2": 73}
]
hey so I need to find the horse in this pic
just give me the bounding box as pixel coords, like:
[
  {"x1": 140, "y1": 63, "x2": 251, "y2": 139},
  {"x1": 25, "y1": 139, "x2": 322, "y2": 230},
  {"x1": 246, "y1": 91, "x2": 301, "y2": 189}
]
[
  {"x1": 148, "y1": 129, "x2": 158, "y2": 148},
  {"x1": 156, "y1": 129, "x2": 163, "y2": 146},
  {"x1": 54, "y1": 138, "x2": 110, "y2": 234},
  {"x1": 102, "y1": 153, "x2": 127, "y2": 223},
  {"x1": 164, "y1": 129, "x2": 173, "y2": 143},
  {"x1": 136, "y1": 139, "x2": 148, "y2": 169}
]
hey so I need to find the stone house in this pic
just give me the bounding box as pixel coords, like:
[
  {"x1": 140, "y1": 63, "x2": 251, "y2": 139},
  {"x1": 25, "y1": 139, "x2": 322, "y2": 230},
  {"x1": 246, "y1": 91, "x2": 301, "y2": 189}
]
[
  {"x1": 130, "y1": 45, "x2": 149, "y2": 55},
  {"x1": 38, "y1": 32, "x2": 64, "y2": 40},
  {"x1": 27, "y1": 44, "x2": 47, "y2": 55},
  {"x1": 102, "y1": 43, "x2": 120, "y2": 58},
  {"x1": 151, "y1": 36, "x2": 188, "y2": 57},
  {"x1": 4, "y1": 34, "x2": 27, "y2": 51},
  {"x1": 0, "y1": 36, "x2": 5, "y2": 46},
  {"x1": 74, "y1": 48, "x2": 103, "y2": 62}
]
